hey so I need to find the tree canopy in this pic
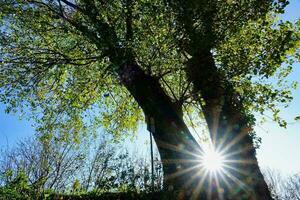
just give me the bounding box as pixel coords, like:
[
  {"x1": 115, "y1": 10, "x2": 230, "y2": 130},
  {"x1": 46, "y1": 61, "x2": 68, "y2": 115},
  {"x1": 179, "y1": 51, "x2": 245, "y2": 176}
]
[
  {"x1": 0, "y1": 0, "x2": 298, "y2": 139},
  {"x1": 0, "y1": 1, "x2": 297, "y2": 138},
  {"x1": 0, "y1": 0, "x2": 299, "y2": 198}
]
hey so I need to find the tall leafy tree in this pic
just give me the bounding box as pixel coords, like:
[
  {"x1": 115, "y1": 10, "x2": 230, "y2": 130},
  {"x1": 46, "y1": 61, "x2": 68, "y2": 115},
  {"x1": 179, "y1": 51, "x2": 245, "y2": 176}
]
[
  {"x1": 167, "y1": 0, "x2": 299, "y2": 199},
  {"x1": 0, "y1": 0, "x2": 299, "y2": 199}
]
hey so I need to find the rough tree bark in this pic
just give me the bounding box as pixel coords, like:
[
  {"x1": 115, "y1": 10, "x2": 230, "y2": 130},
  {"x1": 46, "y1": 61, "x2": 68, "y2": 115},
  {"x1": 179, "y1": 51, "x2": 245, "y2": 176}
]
[
  {"x1": 118, "y1": 62, "x2": 203, "y2": 194},
  {"x1": 71, "y1": 1, "x2": 271, "y2": 196},
  {"x1": 186, "y1": 50, "x2": 273, "y2": 200}
]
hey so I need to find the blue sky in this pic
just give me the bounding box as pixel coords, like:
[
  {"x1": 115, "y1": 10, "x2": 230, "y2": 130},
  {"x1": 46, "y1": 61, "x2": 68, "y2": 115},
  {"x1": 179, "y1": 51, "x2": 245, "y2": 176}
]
[
  {"x1": 254, "y1": 0, "x2": 300, "y2": 175},
  {"x1": 256, "y1": 62, "x2": 300, "y2": 175},
  {"x1": 0, "y1": 0, "x2": 299, "y2": 176}
]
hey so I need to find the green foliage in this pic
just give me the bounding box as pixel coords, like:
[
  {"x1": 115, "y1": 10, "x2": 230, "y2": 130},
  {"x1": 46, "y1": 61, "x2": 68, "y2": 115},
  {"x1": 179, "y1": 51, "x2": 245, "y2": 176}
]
[
  {"x1": 0, "y1": 171, "x2": 34, "y2": 200},
  {"x1": 215, "y1": 13, "x2": 299, "y2": 126},
  {"x1": 72, "y1": 179, "x2": 82, "y2": 194},
  {"x1": 47, "y1": 190, "x2": 187, "y2": 200},
  {"x1": 0, "y1": 0, "x2": 143, "y2": 141},
  {"x1": 0, "y1": 134, "x2": 164, "y2": 198},
  {"x1": 295, "y1": 116, "x2": 300, "y2": 121},
  {"x1": 0, "y1": 0, "x2": 299, "y2": 141}
]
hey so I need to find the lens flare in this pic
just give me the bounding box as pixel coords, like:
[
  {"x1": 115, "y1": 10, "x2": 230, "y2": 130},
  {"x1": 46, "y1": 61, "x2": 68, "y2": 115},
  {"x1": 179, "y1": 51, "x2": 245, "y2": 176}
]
[{"x1": 200, "y1": 147, "x2": 225, "y2": 172}]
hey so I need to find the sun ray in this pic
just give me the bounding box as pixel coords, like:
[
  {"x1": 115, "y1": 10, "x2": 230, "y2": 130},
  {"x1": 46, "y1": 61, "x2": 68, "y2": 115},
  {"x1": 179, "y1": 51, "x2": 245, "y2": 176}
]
[
  {"x1": 217, "y1": 127, "x2": 250, "y2": 153},
  {"x1": 222, "y1": 163, "x2": 249, "y2": 176},
  {"x1": 218, "y1": 170, "x2": 231, "y2": 189},
  {"x1": 182, "y1": 167, "x2": 205, "y2": 187},
  {"x1": 191, "y1": 136, "x2": 258, "y2": 199},
  {"x1": 190, "y1": 170, "x2": 209, "y2": 200},
  {"x1": 221, "y1": 168, "x2": 250, "y2": 193},
  {"x1": 155, "y1": 128, "x2": 256, "y2": 199},
  {"x1": 224, "y1": 159, "x2": 257, "y2": 164},
  {"x1": 162, "y1": 158, "x2": 203, "y2": 165},
  {"x1": 219, "y1": 144, "x2": 252, "y2": 158},
  {"x1": 214, "y1": 125, "x2": 235, "y2": 151},
  {"x1": 198, "y1": 145, "x2": 225, "y2": 173},
  {"x1": 210, "y1": 109, "x2": 221, "y2": 147},
  {"x1": 155, "y1": 139, "x2": 204, "y2": 159},
  {"x1": 164, "y1": 163, "x2": 202, "y2": 180},
  {"x1": 207, "y1": 170, "x2": 214, "y2": 199},
  {"x1": 213, "y1": 171, "x2": 225, "y2": 200}
]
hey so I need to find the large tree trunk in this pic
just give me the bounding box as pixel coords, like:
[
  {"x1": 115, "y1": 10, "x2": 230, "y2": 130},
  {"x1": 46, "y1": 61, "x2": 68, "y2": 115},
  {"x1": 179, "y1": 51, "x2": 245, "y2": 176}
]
[
  {"x1": 186, "y1": 51, "x2": 273, "y2": 199},
  {"x1": 118, "y1": 63, "x2": 203, "y2": 194}
]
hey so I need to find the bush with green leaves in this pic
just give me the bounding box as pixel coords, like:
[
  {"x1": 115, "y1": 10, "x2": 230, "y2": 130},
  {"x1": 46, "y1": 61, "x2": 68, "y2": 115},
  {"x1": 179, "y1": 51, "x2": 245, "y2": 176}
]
[
  {"x1": 0, "y1": 170, "x2": 34, "y2": 200},
  {"x1": 0, "y1": 134, "x2": 163, "y2": 198}
]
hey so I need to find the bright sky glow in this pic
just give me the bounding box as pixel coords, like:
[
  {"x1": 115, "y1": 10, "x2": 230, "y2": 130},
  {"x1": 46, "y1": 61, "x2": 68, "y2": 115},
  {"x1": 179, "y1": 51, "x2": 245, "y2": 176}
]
[{"x1": 201, "y1": 147, "x2": 225, "y2": 173}]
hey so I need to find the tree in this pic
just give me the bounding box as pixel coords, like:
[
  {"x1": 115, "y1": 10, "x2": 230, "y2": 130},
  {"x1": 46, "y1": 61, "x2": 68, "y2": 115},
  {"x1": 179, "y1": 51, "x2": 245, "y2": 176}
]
[
  {"x1": 166, "y1": 1, "x2": 298, "y2": 199},
  {"x1": 0, "y1": 170, "x2": 34, "y2": 200},
  {"x1": 0, "y1": 137, "x2": 85, "y2": 197},
  {"x1": 262, "y1": 168, "x2": 285, "y2": 199},
  {"x1": 0, "y1": 134, "x2": 163, "y2": 196},
  {"x1": 263, "y1": 168, "x2": 300, "y2": 200},
  {"x1": 0, "y1": 0, "x2": 299, "y2": 199},
  {"x1": 283, "y1": 173, "x2": 300, "y2": 200}
]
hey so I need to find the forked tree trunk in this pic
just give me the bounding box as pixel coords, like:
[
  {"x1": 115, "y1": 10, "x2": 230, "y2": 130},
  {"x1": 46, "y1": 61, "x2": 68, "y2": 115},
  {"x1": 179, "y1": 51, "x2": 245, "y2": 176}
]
[
  {"x1": 118, "y1": 63, "x2": 203, "y2": 195},
  {"x1": 186, "y1": 51, "x2": 273, "y2": 200}
]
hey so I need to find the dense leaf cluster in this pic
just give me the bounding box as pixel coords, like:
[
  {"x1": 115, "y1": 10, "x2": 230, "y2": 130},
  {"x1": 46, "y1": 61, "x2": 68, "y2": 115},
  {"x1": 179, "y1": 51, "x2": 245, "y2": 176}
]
[{"x1": 0, "y1": 0, "x2": 299, "y2": 141}]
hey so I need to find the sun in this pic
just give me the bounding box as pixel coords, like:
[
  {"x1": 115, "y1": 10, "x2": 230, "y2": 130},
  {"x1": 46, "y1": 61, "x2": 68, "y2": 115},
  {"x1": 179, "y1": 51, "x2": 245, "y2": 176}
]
[{"x1": 200, "y1": 146, "x2": 225, "y2": 172}]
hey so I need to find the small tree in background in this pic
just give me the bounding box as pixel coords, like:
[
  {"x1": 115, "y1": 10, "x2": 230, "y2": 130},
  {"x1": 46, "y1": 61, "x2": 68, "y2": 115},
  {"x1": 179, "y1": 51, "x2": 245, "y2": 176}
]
[
  {"x1": 263, "y1": 168, "x2": 300, "y2": 200},
  {"x1": 283, "y1": 173, "x2": 300, "y2": 200},
  {"x1": 0, "y1": 136, "x2": 85, "y2": 197},
  {"x1": 0, "y1": 134, "x2": 163, "y2": 197}
]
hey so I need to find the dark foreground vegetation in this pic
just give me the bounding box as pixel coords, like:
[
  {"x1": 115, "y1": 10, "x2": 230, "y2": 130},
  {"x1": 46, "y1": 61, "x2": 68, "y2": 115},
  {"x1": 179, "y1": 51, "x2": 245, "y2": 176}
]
[
  {"x1": 0, "y1": 189, "x2": 181, "y2": 200},
  {"x1": 0, "y1": 135, "x2": 162, "y2": 199},
  {"x1": 0, "y1": 136, "x2": 300, "y2": 200},
  {"x1": 0, "y1": 170, "x2": 300, "y2": 200},
  {"x1": 0, "y1": 135, "x2": 194, "y2": 199}
]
